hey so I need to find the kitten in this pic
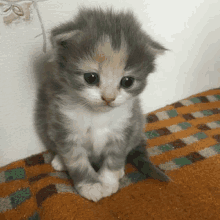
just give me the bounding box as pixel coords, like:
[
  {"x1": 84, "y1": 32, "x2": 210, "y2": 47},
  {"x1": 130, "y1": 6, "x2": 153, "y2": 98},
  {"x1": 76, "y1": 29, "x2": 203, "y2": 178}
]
[{"x1": 35, "y1": 8, "x2": 170, "y2": 202}]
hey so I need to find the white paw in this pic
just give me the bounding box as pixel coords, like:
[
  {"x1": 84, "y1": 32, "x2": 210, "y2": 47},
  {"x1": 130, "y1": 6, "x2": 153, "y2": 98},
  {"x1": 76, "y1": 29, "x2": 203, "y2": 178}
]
[
  {"x1": 98, "y1": 169, "x2": 121, "y2": 197},
  {"x1": 51, "y1": 155, "x2": 66, "y2": 171},
  {"x1": 101, "y1": 181, "x2": 119, "y2": 197},
  {"x1": 77, "y1": 183, "x2": 103, "y2": 202}
]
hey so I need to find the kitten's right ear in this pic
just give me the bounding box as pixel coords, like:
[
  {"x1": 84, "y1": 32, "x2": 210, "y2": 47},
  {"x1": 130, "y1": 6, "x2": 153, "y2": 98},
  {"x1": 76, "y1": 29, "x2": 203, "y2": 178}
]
[
  {"x1": 147, "y1": 40, "x2": 168, "y2": 56},
  {"x1": 50, "y1": 30, "x2": 84, "y2": 48}
]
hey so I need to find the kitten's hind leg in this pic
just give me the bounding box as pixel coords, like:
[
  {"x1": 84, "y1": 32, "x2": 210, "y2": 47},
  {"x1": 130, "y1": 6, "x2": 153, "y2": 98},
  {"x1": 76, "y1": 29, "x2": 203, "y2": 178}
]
[{"x1": 126, "y1": 145, "x2": 171, "y2": 182}]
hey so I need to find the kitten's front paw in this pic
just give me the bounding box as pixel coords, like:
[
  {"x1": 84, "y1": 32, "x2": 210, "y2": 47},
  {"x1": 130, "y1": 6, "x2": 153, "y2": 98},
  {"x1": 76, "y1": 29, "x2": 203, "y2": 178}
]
[
  {"x1": 76, "y1": 183, "x2": 103, "y2": 202},
  {"x1": 101, "y1": 181, "x2": 119, "y2": 197},
  {"x1": 98, "y1": 169, "x2": 121, "y2": 197},
  {"x1": 51, "y1": 155, "x2": 66, "y2": 171}
]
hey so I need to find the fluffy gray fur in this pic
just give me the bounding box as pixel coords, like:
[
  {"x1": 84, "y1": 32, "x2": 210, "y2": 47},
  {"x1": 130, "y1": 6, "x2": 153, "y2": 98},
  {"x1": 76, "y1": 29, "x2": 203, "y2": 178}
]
[{"x1": 35, "y1": 8, "x2": 170, "y2": 202}]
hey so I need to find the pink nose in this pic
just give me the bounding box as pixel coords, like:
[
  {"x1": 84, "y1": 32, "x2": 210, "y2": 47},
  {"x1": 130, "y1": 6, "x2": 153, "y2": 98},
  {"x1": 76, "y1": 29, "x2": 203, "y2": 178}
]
[{"x1": 101, "y1": 96, "x2": 115, "y2": 104}]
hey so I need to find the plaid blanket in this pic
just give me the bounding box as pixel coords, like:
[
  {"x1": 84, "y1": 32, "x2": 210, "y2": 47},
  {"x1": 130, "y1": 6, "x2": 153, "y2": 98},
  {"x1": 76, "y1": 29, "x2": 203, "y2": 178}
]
[{"x1": 1, "y1": 88, "x2": 220, "y2": 220}]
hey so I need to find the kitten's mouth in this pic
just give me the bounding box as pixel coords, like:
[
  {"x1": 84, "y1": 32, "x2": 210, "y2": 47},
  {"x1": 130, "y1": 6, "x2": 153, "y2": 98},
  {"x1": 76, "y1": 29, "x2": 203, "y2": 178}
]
[
  {"x1": 104, "y1": 103, "x2": 113, "y2": 107},
  {"x1": 96, "y1": 102, "x2": 115, "y2": 111},
  {"x1": 103, "y1": 102, "x2": 115, "y2": 108}
]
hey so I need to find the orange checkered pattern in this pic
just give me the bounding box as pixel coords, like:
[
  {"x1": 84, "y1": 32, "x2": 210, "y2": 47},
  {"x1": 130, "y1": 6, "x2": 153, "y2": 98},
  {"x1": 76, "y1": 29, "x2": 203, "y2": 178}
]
[{"x1": 0, "y1": 88, "x2": 220, "y2": 220}]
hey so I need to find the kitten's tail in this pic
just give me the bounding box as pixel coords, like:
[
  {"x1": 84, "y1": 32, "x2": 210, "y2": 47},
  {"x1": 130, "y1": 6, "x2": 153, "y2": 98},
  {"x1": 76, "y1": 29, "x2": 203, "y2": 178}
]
[{"x1": 126, "y1": 145, "x2": 171, "y2": 182}]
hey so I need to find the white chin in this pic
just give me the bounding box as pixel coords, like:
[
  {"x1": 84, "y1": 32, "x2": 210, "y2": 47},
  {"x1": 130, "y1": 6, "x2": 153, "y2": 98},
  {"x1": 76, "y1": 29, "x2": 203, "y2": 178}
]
[
  {"x1": 89, "y1": 104, "x2": 111, "y2": 112},
  {"x1": 101, "y1": 105, "x2": 114, "y2": 111}
]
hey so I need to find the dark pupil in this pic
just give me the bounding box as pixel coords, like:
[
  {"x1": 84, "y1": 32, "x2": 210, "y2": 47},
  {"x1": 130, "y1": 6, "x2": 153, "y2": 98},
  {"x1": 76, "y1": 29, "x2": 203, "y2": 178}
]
[
  {"x1": 121, "y1": 77, "x2": 134, "y2": 88},
  {"x1": 84, "y1": 73, "x2": 99, "y2": 85}
]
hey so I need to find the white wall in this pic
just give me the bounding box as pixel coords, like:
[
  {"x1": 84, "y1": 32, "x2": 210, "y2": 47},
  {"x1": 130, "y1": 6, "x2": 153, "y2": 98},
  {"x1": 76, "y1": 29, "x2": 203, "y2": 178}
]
[{"x1": 0, "y1": 0, "x2": 219, "y2": 167}]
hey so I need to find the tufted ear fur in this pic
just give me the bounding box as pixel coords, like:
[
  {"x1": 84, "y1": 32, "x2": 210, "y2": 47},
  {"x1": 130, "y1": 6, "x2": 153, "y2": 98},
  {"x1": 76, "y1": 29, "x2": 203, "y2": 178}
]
[
  {"x1": 50, "y1": 30, "x2": 84, "y2": 48},
  {"x1": 148, "y1": 40, "x2": 167, "y2": 56},
  {"x1": 143, "y1": 34, "x2": 167, "y2": 56},
  {"x1": 49, "y1": 29, "x2": 85, "y2": 63},
  {"x1": 139, "y1": 30, "x2": 167, "y2": 56}
]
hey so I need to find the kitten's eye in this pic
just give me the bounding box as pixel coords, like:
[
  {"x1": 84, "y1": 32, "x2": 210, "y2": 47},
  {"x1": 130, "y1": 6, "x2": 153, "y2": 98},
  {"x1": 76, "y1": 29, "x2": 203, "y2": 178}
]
[
  {"x1": 120, "y1": 76, "x2": 134, "y2": 88},
  {"x1": 84, "y1": 73, "x2": 99, "y2": 85}
]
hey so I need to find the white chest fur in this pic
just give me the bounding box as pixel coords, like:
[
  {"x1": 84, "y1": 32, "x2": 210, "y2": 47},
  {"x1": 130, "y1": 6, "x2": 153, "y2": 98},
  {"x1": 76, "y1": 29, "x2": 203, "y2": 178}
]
[{"x1": 60, "y1": 101, "x2": 133, "y2": 155}]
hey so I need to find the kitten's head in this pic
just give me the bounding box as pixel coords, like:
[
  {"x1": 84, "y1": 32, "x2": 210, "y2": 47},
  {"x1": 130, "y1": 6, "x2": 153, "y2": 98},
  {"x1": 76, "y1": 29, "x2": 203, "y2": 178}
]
[{"x1": 50, "y1": 8, "x2": 166, "y2": 112}]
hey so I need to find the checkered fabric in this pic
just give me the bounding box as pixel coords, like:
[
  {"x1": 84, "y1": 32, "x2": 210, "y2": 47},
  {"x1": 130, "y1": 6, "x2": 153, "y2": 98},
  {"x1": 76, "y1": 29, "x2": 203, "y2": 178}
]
[{"x1": 0, "y1": 88, "x2": 220, "y2": 220}]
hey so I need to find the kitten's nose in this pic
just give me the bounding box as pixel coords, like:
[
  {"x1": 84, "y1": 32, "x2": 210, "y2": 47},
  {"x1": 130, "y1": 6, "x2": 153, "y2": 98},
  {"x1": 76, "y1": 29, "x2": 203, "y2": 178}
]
[{"x1": 101, "y1": 95, "x2": 115, "y2": 104}]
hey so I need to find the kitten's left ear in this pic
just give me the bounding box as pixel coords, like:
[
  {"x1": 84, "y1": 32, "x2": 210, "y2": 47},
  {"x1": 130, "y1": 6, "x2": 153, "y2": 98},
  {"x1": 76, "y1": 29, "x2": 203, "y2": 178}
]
[
  {"x1": 49, "y1": 30, "x2": 84, "y2": 62},
  {"x1": 51, "y1": 30, "x2": 84, "y2": 48}
]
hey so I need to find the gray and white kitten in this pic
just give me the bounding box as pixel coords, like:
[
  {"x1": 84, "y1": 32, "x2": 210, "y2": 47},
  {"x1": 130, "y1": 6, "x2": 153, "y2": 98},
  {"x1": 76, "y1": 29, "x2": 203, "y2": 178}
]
[{"x1": 35, "y1": 8, "x2": 170, "y2": 202}]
